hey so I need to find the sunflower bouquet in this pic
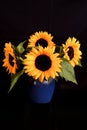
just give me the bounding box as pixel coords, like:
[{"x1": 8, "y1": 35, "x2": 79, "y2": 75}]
[{"x1": 2, "y1": 31, "x2": 82, "y2": 92}]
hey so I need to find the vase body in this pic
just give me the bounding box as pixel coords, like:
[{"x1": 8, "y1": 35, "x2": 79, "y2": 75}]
[{"x1": 28, "y1": 78, "x2": 56, "y2": 104}]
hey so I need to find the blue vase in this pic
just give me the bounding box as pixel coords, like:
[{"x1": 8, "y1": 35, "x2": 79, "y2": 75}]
[{"x1": 28, "y1": 78, "x2": 56, "y2": 104}]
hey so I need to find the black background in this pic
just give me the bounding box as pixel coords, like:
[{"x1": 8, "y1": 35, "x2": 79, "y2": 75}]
[{"x1": 0, "y1": 0, "x2": 87, "y2": 129}]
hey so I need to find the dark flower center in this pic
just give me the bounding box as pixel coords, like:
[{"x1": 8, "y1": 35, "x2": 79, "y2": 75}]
[
  {"x1": 35, "y1": 54, "x2": 51, "y2": 71},
  {"x1": 35, "y1": 38, "x2": 48, "y2": 48},
  {"x1": 9, "y1": 54, "x2": 14, "y2": 66},
  {"x1": 68, "y1": 47, "x2": 74, "y2": 60}
]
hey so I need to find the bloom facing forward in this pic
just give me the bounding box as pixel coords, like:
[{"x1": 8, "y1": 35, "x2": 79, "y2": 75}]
[
  {"x1": 23, "y1": 46, "x2": 62, "y2": 82},
  {"x1": 27, "y1": 31, "x2": 55, "y2": 48},
  {"x1": 62, "y1": 37, "x2": 82, "y2": 67},
  {"x1": 2, "y1": 42, "x2": 18, "y2": 74}
]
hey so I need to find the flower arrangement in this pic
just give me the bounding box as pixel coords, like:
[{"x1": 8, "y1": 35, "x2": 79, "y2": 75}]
[{"x1": 2, "y1": 31, "x2": 82, "y2": 93}]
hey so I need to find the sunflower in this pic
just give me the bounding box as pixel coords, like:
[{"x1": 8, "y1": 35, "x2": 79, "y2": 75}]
[
  {"x1": 2, "y1": 42, "x2": 18, "y2": 74},
  {"x1": 62, "y1": 37, "x2": 82, "y2": 67},
  {"x1": 27, "y1": 31, "x2": 55, "y2": 48},
  {"x1": 23, "y1": 46, "x2": 62, "y2": 82}
]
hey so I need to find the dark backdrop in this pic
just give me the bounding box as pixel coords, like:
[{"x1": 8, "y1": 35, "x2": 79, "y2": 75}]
[{"x1": 0, "y1": 0, "x2": 87, "y2": 130}]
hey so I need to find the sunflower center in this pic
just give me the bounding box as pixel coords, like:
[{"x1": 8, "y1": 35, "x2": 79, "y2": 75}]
[
  {"x1": 68, "y1": 47, "x2": 74, "y2": 60},
  {"x1": 9, "y1": 54, "x2": 14, "y2": 66},
  {"x1": 35, "y1": 38, "x2": 48, "y2": 47},
  {"x1": 35, "y1": 54, "x2": 51, "y2": 71}
]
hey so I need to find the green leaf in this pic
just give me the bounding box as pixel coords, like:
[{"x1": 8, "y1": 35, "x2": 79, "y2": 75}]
[
  {"x1": 59, "y1": 59, "x2": 78, "y2": 84},
  {"x1": 8, "y1": 70, "x2": 24, "y2": 93},
  {"x1": 78, "y1": 59, "x2": 82, "y2": 67},
  {"x1": 16, "y1": 40, "x2": 26, "y2": 54},
  {"x1": 55, "y1": 45, "x2": 61, "y2": 53}
]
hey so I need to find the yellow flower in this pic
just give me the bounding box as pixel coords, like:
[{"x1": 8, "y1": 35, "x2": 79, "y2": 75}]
[
  {"x1": 27, "y1": 31, "x2": 55, "y2": 48},
  {"x1": 62, "y1": 37, "x2": 82, "y2": 67},
  {"x1": 2, "y1": 42, "x2": 18, "y2": 74},
  {"x1": 23, "y1": 46, "x2": 62, "y2": 82}
]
